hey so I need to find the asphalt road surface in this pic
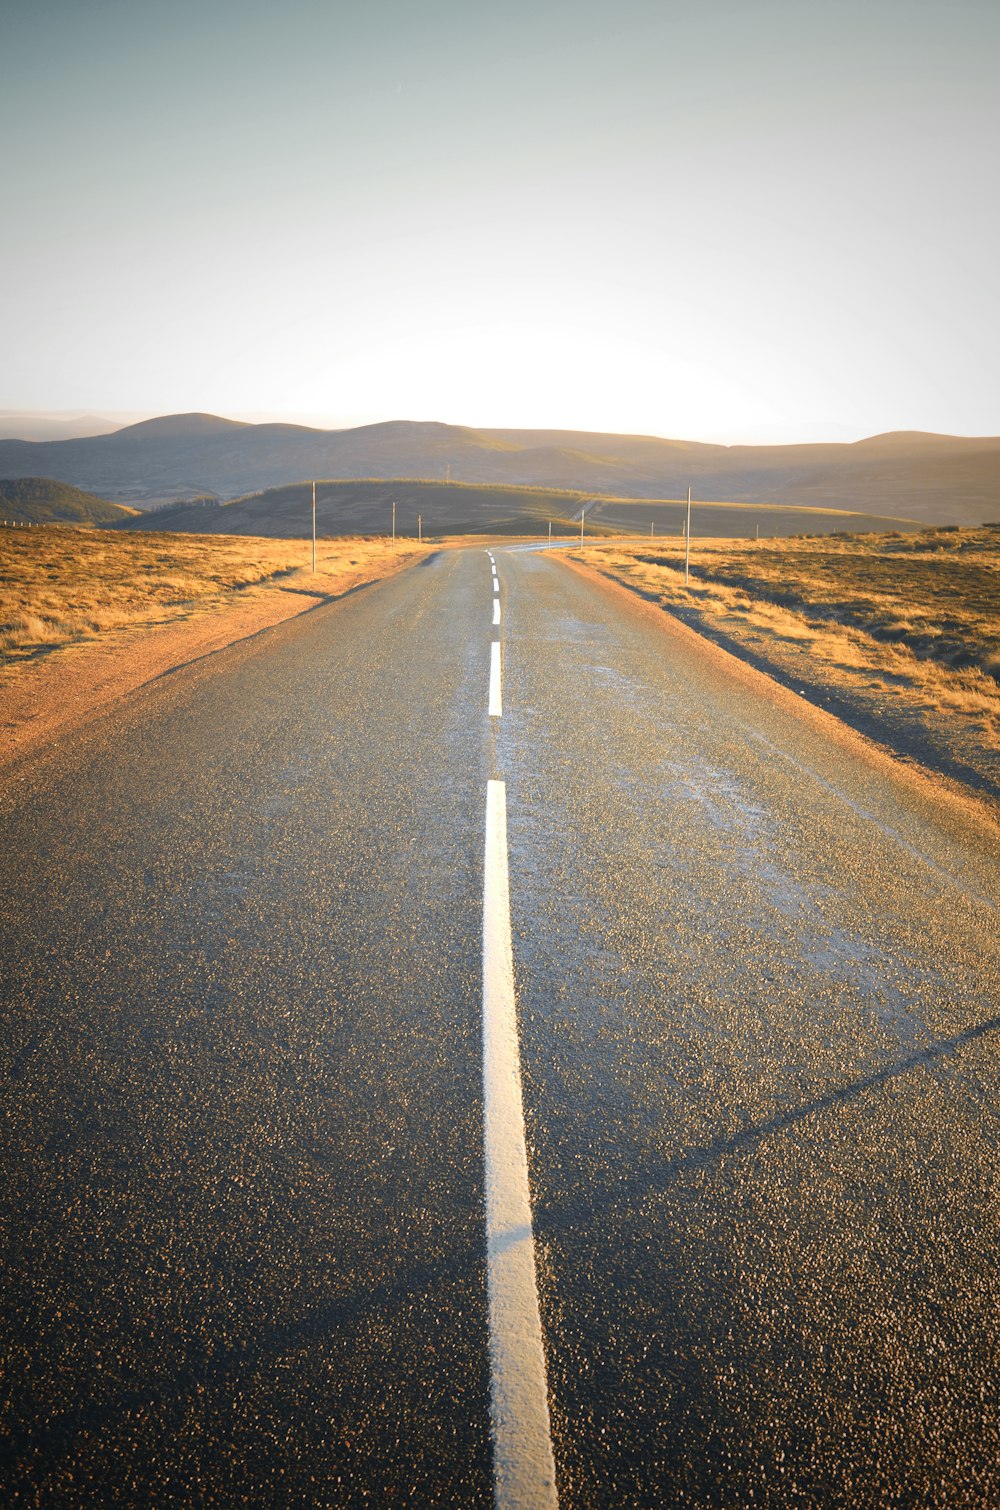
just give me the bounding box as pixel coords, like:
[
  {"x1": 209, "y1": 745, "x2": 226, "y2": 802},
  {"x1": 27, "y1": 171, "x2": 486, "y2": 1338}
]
[{"x1": 1, "y1": 545, "x2": 998, "y2": 1507}]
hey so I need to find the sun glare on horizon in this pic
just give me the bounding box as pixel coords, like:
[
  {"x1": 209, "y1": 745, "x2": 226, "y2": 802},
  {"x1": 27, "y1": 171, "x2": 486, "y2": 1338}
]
[{"x1": 0, "y1": 0, "x2": 997, "y2": 442}]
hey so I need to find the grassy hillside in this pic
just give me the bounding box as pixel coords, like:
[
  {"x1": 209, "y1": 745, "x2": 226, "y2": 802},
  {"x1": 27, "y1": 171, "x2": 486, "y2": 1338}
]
[
  {"x1": 0, "y1": 414, "x2": 996, "y2": 525},
  {"x1": 112, "y1": 479, "x2": 619, "y2": 538},
  {"x1": 110, "y1": 477, "x2": 919, "y2": 541},
  {"x1": 581, "y1": 494, "x2": 918, "y2": 538},
  {"x1": 0, "y1": 477, "x2": 139, "y2": 526}
]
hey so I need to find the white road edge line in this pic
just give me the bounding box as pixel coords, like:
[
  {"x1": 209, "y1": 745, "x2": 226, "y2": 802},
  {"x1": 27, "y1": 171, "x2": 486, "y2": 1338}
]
[
  {"x1": 483, "y1": 780, "x2": 559, "y2": 1508},
  {"x1": 493, "y1": 599, "x2": 501, "y2": 626},
  {"x1": 489, "y1": 642, "x2": 503, "y2": 717}
]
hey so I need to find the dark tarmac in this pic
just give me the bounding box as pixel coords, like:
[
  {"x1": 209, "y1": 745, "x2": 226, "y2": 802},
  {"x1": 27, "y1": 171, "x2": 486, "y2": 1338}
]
[{"x1": 1, "y1": 545, "x2": 998, "y2": 1506}]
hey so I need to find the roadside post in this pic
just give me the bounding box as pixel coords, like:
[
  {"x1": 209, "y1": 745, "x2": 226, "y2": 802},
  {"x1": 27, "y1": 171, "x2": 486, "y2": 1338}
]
[
  {"x1": 311, "y1": 481, "x2": 317, "y2": 573},
  {"x1": 392, "y1": 499, "x2": 396, "y2": 547},
  {"x1": 580, "y1": 508, "x2": 585, "y2": 545},
  {"x1": 418, "y1": 513, "x2": 422, "y2": 543},
  {"x1": 685, "y1": 486, "x2": 692, "y2": 584},
  {"x1": 548, "y1": 520, "x2": 552, "y2": 543}
]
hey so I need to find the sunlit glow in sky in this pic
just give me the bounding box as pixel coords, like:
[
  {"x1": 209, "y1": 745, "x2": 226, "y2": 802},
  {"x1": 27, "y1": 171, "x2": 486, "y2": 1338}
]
[{"x1": 1, "y1": 0, "x2": 997, "y2": 442}]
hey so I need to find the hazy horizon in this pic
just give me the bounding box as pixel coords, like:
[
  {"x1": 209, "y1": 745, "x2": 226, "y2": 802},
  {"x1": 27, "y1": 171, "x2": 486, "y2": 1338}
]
[
  {"x1": 2, "y1": 1, "x2": 997, "y2": 444},
  {"x1": 2, "y1": 407, "x2": 999, "y2": 450}
]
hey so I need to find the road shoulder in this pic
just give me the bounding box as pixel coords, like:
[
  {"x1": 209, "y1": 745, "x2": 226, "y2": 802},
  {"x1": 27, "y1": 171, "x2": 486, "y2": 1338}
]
[
  {"x1": 554, "y1": 549, "x2": 1000, "y2": 842},
  {"x1": 0, "y1": 555, "x2": 416, "y2": 770}
]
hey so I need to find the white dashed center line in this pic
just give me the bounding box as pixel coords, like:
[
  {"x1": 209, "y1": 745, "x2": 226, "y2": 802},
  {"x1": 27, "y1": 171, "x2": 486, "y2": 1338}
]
[
  {"x1": 489, "y1": 642, "x2": 502, "y2": 717},
  {"x1": 493, "y1": 599, "x2": 501, "y2": 626},
  {"x1": 482, "y1": 780, "x2": 558, "y2": 1508}
]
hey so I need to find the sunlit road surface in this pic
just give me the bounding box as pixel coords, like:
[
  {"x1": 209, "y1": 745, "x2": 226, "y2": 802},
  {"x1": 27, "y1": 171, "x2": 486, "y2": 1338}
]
[{"x1": 2, "y1": 545, "x2": 998, "y2": 1507}]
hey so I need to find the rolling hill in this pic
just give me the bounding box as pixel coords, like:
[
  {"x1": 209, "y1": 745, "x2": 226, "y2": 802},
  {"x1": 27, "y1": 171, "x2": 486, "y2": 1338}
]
[
  {"x1": 0, "y1": 477, "x2": 139, "y2": 527},
  {"x1": 112, "y1": 480, "x2": 611, "y2": 539},
  {"x1": 0, "y1": 415, "x2": 996, "y2": 526},
  {"x1": 111, "y1": 478, "x2": 920, "y2": 542}
]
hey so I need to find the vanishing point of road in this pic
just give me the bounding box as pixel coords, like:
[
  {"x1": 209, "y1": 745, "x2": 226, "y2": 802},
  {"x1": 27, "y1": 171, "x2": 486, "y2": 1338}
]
[{"x1": 1, "y1": 544, "x2": 998, "y2": 1507}]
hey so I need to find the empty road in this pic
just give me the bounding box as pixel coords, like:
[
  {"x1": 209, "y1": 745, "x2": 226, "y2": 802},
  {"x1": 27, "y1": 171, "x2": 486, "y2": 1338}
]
[{"x1": 1, "y1": 544, "x2": 998, "y2": 1507}]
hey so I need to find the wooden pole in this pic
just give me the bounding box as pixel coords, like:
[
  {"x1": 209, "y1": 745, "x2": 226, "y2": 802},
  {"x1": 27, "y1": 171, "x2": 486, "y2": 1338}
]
[{"x1": 684, "y1": 487, "x2": 691, "y2": 584}]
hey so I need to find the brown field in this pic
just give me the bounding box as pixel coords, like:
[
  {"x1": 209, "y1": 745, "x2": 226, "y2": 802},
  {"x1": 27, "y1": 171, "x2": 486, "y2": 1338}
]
[
  {"x1": 0, "y1": 526, "x2": 425, "y2": 670},
  {"x1": 569, "y1": 524, "x2": 1000, "y2": 797}
]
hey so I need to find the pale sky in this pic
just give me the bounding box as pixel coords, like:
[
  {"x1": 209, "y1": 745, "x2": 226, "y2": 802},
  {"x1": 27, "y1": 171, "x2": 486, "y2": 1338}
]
[{"x1": 1, "y1": 0, "x2": 997, "y2": 442}]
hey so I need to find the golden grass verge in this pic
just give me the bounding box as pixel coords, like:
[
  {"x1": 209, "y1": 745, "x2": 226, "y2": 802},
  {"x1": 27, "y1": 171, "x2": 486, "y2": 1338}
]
[{"x1": 0, "y1": 527, "x2": 427, "y2": 671}]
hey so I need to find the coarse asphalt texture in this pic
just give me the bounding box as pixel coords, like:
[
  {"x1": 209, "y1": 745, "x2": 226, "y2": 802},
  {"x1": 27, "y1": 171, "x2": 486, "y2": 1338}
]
[{"x1": 1, "y1": 543, "x2": 999, "y2": 1507}]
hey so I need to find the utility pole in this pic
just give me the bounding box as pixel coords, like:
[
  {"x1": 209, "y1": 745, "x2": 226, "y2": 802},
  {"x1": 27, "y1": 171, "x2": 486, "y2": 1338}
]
[
  {"x1": 684, "y1": 486, "x2": 692, "y2": 584},
  {"x1": 392, "y1": 499, "x2": 396, "y2": 546},
  {"x1": 311, "y1": 481, "x2": 317, "y2": 573}
]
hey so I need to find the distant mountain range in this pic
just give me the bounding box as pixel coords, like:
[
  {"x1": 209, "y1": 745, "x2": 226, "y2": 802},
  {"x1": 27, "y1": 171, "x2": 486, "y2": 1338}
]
[
  {"x1": 0, "y1": 412, "x2": 133, "y2": 442},
  {"x1": 1, "y1": 413, "x2": 998, "y2": 525}
]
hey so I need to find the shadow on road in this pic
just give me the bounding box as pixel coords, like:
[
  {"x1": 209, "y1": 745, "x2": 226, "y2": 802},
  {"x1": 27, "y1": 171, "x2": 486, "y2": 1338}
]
[
  {"x1": 535, "y1": 1009, "x2": 1000, "y2": 1237},
  {"x1": 691, "y1": 1010, "x2": 1000, "y2": 1168}
]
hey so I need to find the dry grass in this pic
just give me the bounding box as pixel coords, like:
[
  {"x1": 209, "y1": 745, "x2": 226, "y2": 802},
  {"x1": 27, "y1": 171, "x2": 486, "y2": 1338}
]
[
  {"x1": 0, "y1": 526, "x2": 426, "y2": 668},
  {"x1": 571, "y1": 524, "x2": 1000, "y2": 750}
]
